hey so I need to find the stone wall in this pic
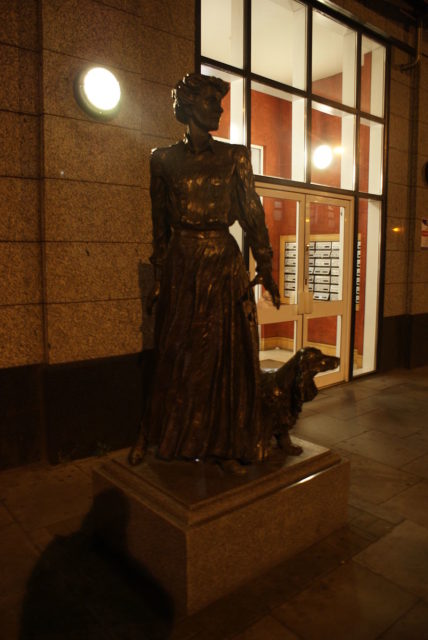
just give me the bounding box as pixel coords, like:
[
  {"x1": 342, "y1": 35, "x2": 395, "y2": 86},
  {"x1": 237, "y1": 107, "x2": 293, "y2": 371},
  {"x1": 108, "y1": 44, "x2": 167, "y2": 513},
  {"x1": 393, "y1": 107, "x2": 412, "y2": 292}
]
[
  {"x1": 0, "y1": 0, "x2": 194, "y2": 370},
  {"x1": 0, "y1": 1, "x2": 44, "y2": 368},
  {"x1": 0, "y1": 0, "x2": 194, "y2": 467},
  {"x1": 40, "y1": 0, "x2": 193, "y2": 364}
]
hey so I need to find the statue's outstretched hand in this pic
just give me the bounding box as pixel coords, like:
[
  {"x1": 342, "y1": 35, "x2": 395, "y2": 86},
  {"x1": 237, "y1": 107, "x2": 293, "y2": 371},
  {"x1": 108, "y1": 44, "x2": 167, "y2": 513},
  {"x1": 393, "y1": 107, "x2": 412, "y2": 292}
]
[
  {"x1": 250, "y1": 273, "x2": 281, "y2": 310},
  {"x1": 146, "y1": 280, "x2": 161, "y2": 315}
]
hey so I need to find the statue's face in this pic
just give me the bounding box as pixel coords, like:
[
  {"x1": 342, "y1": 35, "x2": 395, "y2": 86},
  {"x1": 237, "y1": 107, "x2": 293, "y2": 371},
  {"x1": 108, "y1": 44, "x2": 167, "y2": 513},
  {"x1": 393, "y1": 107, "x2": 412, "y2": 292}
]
[{"x1": 189, "y1": 85, "x2": 223, "y2": 132}]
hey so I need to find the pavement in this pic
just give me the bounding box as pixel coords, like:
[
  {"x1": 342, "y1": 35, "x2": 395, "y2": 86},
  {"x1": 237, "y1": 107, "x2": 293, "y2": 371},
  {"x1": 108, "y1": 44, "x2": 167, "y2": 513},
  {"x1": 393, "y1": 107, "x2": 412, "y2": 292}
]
[{"x1": 1, "y1": 366, "x2": 428, "y2": 639}]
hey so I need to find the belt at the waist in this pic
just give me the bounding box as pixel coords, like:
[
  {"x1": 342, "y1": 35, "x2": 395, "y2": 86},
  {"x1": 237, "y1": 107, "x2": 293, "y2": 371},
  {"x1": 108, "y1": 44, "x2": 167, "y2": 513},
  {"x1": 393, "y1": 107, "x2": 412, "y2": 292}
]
[{"x1": 172, "y1": 227, "x2": 229, "y2": 239}]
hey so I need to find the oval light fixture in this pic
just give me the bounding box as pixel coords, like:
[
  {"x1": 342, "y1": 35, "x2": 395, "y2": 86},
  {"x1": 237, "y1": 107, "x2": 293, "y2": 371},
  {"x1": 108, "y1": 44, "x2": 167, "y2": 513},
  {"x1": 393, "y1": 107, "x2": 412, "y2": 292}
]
[
  {"x1": 313, "y1": 144, "x2": 333, "y2": 170},
  {"x1": 74, "y1": 66, "x2": 121, "y2": 120}
]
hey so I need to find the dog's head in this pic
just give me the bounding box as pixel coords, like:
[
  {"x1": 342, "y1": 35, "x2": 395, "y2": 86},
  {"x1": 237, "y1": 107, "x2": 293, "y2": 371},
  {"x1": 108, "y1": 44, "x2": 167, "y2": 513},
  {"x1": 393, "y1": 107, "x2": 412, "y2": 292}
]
[{"x1": 295, "y1": 347, "x2": 339, "y2": 401}]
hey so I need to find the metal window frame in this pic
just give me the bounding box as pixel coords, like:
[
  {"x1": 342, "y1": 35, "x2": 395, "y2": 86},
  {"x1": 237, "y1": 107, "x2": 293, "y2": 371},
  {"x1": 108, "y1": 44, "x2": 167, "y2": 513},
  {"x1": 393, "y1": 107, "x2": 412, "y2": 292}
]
[{"x1": 196, "y1": 0, "x2": 398, "y2": 378}]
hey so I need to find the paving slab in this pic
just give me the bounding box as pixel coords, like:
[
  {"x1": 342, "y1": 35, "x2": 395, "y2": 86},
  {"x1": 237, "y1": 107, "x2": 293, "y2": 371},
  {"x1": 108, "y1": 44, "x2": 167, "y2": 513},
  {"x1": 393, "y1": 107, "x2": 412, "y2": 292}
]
[
  {"x1": 381, "y1": 481, "x2": 428, "y2": 529},
  {"x1": 355, "y1": 520, "x2": 428, "y2": 602},
  {"x1": 272, "y1": 562, "x2": 416, "y2": 640},
  {"x1": 338, "y1": 430, "x2": 422, "y2": 468},
  {"x1": 232, "y1": 615, "x2": 298, "y2": 640},
  {"x1": 335, "y1": 449, "x2": 419, "y2": 505},
  {"x1": 378, "y1": 600, "x2": 428, "y2": 640}
]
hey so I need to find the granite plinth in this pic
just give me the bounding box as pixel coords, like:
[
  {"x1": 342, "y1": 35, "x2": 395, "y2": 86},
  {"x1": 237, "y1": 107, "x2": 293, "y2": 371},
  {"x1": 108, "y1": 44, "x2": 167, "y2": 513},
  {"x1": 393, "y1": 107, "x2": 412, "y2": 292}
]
[{"x1": 92, "y1": 439, "x2": 349, "y2": 614}]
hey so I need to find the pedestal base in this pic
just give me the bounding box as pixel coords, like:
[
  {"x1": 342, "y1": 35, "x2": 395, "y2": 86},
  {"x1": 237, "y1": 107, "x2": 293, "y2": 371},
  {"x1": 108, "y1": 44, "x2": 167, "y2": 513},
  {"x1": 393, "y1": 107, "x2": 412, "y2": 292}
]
[{"x1": 92, "y1": 439, "x2": 349, "y2": 614}]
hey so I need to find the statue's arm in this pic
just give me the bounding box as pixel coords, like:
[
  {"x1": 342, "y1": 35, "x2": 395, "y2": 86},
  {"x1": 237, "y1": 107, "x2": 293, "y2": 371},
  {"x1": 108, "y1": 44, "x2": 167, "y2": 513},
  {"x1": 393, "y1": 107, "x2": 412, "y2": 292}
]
[
  {"x1": 147, "y1": 149, "x2": 170, "y2": 314},
  {"x1": 234, "y1": 146, "x2": 280, "y2": 309}
]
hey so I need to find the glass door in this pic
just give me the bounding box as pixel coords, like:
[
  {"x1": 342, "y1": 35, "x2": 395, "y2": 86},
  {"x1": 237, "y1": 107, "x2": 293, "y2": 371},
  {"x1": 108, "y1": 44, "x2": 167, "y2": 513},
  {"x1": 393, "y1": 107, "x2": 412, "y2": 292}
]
[{"x1": 252, "y1": 185, "x2": 354, "y2": 388}]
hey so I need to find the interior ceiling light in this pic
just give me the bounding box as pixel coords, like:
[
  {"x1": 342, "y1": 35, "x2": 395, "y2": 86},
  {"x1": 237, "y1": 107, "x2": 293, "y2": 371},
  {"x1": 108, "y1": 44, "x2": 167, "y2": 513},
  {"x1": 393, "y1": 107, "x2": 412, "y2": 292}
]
[
  {"x1": 313, "y1": 144, "x2": 333, "y2": 170},
  {"x1": 75, "y1": 66, "x2": 121, "y2": 119}
]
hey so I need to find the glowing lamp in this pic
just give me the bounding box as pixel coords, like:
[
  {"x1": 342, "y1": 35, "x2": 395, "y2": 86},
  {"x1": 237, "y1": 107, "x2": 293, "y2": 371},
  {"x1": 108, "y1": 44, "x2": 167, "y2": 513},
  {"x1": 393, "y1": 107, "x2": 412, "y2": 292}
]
[
  {"x1": 75, "y1": 66, "x2": 121, "y2": 119},
  {"x1": 313, "y1": 145, "x2": 333, "y2": 170}
]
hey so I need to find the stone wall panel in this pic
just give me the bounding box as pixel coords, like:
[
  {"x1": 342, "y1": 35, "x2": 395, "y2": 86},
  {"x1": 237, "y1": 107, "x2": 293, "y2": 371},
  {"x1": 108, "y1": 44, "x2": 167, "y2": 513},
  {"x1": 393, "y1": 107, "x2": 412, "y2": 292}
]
[
  {"x1": 390, "y1": 79, "x2": 411, "y2": 119},
  {"x1": 44, "y1": 180, "x2": 151, "y2": 243},
  {"x1": 44, "y1": 242, "x2": 151, "y2": 303},
  {"x1": 0, "y1": 244, "x2": 43, "y2": 306},
  {"x1": 0, "y1": 43, "x2": 39, "y2": 114},
  {"x1": 0, "y1": 305, "x2": 44, "y2": 367},
  {"x1": 385, "y1": 250, "x2": 408, "y2": 285},
  {"x1": 0, "y1": 178, "x2": 40, "y2": 241},
  {"x1": 43, "y1": 115, "x2": 143, "y2": 185},
  {"x1": 139, "y1": 25, "x2": 194, "y2": 86},
  {"x1": 0, "y1": 0, "x2": 39, "y2": 49},
  {"x1": 0, "y1": 112, "x2": 39, "y2": 178},
  {"x1": 389, "y1": 114, "x2": 410, "y2": 153},
  {"x1": 42, "y1": 0, "x2": 142, "y2": 73},
  {"x1": 46, "y1": 299, "x2": 145, "y2": 363},
  {"x1": 383, "y1": 283, "x2": 407, "y2": 317},
  {"x1": 386, "y1": 183, "x2": 409, "y2": 220},
  {"x1": 410, "y1": 283, "x2": 428, "y2": 315}
]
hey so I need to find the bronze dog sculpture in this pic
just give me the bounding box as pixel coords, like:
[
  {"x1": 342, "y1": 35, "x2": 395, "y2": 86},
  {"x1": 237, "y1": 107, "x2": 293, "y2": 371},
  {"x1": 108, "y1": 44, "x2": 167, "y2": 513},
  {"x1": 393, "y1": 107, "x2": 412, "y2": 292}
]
[{"x1": 261, "y1": 347, "x2": 340, "y2": 456}]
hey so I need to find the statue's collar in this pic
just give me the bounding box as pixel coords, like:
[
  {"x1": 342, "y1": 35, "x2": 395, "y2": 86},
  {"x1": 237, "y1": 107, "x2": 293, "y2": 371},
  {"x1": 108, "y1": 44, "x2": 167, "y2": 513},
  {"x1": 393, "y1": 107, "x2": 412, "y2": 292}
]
[{"x1": 183, "y1": 133, "x2": 215, "y2": 154}]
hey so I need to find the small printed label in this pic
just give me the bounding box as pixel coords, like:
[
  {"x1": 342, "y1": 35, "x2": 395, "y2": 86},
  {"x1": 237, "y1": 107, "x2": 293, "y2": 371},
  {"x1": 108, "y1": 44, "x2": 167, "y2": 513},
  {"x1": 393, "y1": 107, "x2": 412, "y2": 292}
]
[{"x1": 314, "y1": 292, "x2": 329, "y2": 300}]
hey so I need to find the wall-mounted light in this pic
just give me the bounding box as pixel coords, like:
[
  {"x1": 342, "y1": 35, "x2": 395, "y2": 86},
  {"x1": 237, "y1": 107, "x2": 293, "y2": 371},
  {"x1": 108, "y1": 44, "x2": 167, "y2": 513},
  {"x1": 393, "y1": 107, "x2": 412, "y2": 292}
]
[{"x1": 74, "y1": 66, "x2": 121, "y2": 120}]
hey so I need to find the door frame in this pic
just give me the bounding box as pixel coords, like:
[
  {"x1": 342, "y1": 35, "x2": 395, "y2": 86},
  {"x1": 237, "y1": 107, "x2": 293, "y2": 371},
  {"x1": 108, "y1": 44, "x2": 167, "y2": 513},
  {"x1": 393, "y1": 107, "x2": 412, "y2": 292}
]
[{"x1": 252, "y1": 182, "x2": 355, "y2": 388}]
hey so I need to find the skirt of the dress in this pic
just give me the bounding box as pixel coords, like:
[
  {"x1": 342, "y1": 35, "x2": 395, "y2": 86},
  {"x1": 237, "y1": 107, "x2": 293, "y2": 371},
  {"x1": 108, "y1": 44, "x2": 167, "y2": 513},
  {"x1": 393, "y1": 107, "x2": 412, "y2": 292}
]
[{"x1": 146, "y1": 228, "x2": 265, "y2": 462}]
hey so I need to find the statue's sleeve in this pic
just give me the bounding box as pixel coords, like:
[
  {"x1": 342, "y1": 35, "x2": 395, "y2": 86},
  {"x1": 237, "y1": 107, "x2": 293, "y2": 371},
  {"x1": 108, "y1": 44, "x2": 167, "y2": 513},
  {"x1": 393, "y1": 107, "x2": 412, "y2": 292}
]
[
  {"x1": 234, "y1": 146, "x2": 273, "y2": 277},
  {"x1": 149, "y1": 149, "x2": 170, "y2": 275}
]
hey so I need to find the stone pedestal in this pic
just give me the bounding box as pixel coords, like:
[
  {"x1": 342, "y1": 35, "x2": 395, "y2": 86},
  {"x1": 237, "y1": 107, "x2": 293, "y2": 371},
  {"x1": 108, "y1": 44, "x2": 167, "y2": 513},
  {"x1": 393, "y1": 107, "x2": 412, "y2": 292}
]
[{"x1": 92, "y1": 439, "x2": 349, "y2": 614}]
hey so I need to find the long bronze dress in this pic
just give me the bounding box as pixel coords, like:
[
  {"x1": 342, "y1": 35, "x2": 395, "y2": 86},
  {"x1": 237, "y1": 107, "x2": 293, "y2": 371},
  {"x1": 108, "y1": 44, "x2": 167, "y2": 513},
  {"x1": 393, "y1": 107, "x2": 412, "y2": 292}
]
[{"x1": 146, "y1": 134, "x2": 274, "y2": 462}]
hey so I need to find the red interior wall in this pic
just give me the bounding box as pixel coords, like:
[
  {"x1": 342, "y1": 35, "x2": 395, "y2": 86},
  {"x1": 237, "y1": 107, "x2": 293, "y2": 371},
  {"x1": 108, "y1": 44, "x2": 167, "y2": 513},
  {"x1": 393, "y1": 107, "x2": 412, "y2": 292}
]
[
  {"x1": 312, "y1": 73, "x2": 342, "y2": 103},
  {"x1": 251, "y1": 90, "x2": 292, "y2": 178}
]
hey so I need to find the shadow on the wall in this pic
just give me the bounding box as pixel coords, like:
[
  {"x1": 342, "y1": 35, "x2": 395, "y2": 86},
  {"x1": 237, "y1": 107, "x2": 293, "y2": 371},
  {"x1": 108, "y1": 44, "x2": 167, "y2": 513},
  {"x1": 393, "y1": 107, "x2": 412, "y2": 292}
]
[{"x1": 19, "y1": 489, "x2": 174, "y2": 639}]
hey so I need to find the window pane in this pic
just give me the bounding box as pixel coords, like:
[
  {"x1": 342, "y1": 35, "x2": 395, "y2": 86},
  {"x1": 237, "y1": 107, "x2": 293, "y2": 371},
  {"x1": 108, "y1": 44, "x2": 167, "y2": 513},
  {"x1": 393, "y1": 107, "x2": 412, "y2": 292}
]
[
  {"x1": 361, "y1": 37, "x2": 386, "y2": 117},
  {"x1": 259, "y1": 195, "x2": 300, "y2": 368},
  {"x1": 252, "y1": 82, "x2": 306, "y2": 181},
  {"x1": 260, "y1": 196, "x2": 300, "y2": 302},
  {"x1": 252, "y1": 0, "x2": 306, "y2": 90},
  {"x1": 308, "y1": 203, "x2": 344, "y2": 302},
  {"x1": 311, "y1": 102, "x2": 355, "y2": 190},
  {"x1": 359, "y1": 118, "x2": 383, "y2": 194},
  {"x1": 201, "y1": 65, "x2": 245, "y2": 144},
  {"x1": 353, "y1": 200, "x2": 381, "y2": 376},
  {"x1": 260, "y1": 321, "x2": 297, "y2": 369},
  {"x1": 306, "y1": 316, "x2": 341, "y2": 362},
  {"x1": 201, "y1": 0, "x2": 243, "y2": 69},
  {"x1": 312, "y1": 11, "x2": 356, "y2": 107}
]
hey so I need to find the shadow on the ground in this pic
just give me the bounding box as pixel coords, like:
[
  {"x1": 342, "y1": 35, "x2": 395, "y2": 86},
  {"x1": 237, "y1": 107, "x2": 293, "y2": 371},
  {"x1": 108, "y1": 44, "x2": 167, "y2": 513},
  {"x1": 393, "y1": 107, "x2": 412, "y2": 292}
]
[{"x1": 19, "y1": 489, "x2": 174, "y2": 639}]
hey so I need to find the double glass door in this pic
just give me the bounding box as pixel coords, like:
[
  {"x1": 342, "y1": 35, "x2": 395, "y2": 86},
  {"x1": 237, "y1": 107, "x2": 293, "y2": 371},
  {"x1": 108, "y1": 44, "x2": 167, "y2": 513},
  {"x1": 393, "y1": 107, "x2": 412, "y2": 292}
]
[{"x1": 252, "y1": 185, "x2": 354, "y2": 387}]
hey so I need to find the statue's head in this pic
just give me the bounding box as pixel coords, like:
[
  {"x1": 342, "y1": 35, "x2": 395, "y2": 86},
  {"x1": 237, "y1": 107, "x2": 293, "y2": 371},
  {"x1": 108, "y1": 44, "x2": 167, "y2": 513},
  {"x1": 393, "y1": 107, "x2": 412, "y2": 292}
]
[{"x1": 172, "y1": 73, "x2": 229, "y2": 130}]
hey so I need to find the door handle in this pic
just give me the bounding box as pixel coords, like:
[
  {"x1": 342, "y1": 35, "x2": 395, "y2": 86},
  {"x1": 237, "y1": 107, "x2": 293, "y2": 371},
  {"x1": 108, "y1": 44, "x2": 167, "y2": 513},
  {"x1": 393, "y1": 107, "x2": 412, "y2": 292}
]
[
  {"x1": 297, "y1": 290, "x2": 313, "y2": 314},
  {"x1": 304, "y1": 290, "x2": 313, "y2": 314}
]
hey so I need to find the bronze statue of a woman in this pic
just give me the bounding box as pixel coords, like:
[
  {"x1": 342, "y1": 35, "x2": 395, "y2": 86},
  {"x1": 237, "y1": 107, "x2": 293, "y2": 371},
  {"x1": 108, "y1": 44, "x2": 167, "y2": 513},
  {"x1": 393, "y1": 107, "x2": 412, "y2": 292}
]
[{"x1": 129, "y1": 73, "x2": 280, "y2": 473}]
